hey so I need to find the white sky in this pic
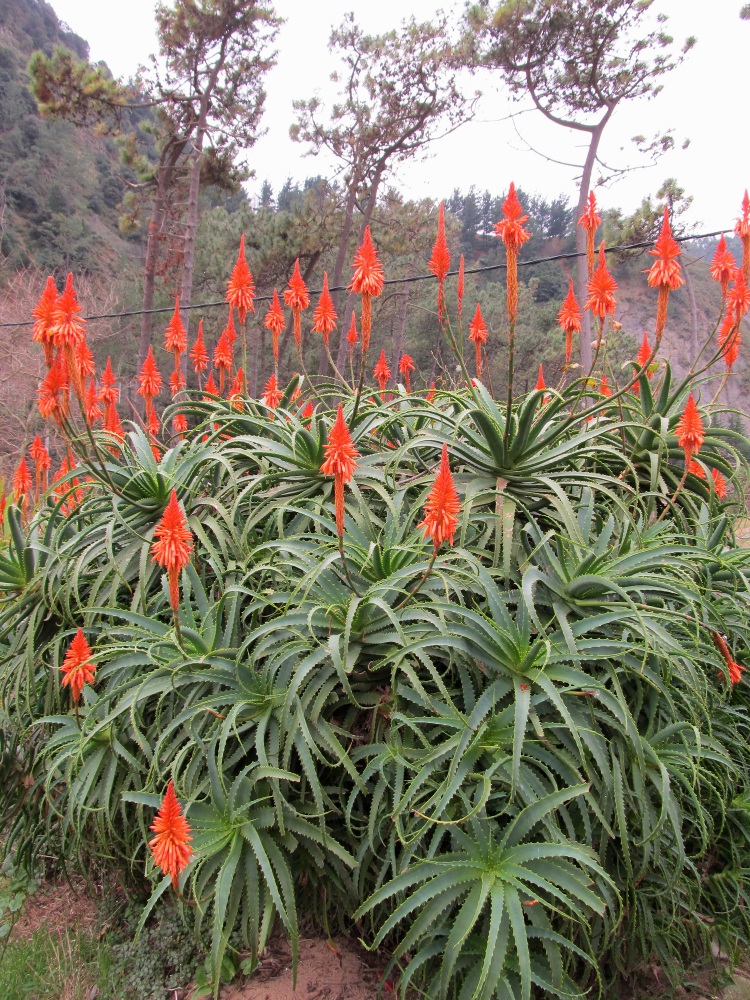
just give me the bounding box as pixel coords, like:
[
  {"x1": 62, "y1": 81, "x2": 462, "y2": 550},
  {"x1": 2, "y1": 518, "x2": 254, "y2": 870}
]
[{"x1": 50, "y1": 0, "x2": 748, "y2": 232}]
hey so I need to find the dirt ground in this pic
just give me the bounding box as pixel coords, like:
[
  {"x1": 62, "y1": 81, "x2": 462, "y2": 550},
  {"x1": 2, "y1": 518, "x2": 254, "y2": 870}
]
[
  {"x1": 222, "y1": 936, "x2": 387, "y2": 1000},
  {"x1": 10, "y1": 875, "x2": 100, "y2": 942}
]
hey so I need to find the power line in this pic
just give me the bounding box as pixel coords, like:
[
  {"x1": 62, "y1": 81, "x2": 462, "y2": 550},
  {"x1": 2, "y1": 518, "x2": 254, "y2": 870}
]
[{"x1": 0, "y1": 228, "x2": 728, "y2": 330}]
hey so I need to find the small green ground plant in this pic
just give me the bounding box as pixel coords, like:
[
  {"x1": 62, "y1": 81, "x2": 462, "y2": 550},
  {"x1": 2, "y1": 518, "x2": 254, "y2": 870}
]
[{"x1": 1, "y1": 192, "x2": 750, "y2": 999}]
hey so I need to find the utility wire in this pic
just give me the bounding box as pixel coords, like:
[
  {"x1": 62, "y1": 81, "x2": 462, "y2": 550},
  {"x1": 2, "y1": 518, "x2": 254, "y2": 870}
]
[{"x1": 0, "y1": 228, "x2": 728, "y2": 330}]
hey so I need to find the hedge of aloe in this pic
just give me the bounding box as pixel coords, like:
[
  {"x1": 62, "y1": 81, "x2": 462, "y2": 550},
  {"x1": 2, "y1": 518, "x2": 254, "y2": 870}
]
[{"x1": 2, "y1": 203, "x2": 750, "y2": 999}]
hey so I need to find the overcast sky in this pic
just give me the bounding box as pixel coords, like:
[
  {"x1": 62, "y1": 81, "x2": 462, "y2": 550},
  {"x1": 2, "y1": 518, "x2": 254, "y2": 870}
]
[{"x1": 50, "y1": 0, "x2": 747, "y2": 232}]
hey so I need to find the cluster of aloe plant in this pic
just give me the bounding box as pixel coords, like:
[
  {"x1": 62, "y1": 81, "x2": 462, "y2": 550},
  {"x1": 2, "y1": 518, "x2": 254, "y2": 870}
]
[{"x1": 0, "y1": 336, "x2": 748, "y2": 998}]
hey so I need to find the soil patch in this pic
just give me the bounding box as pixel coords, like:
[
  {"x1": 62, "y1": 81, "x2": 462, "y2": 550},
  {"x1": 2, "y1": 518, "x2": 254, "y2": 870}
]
[
  {"x1": 223, "y1": 935, "x2": 386, "y2": 1000},
  {"x1": 10, "y1": 876, "x2": 100, "y2": 942}
]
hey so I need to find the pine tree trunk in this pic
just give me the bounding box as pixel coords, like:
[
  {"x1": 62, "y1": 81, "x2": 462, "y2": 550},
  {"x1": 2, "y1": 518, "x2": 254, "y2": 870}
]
[{"x1": 178, "y1": 119, "x2": 207, "y2": 381}]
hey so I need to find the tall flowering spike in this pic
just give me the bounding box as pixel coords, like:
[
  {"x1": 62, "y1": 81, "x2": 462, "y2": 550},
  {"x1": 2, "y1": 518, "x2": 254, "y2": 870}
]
[
  {"x1": 169, "y1": 369, "x2": 186, "y2": 398},
  {"x1": 600, "y1": 373, "x2": 613, "y2": 398},
  {"x1": 457, "y1": 254, "x2": 465, "y2": 327},
  {"x1": 137, "y1": 346, "x2": 162, "y2": 420},
  {"x1": 468, "y1": 303, "x2": 488, "y2": 379},
  {"x1": 675, "y1": 393, "x2": 704, "y2": 462},
  {"x1": 30, "y1": 436, "x2": 51, "y2": 496},
  {"x1": 735, "y1": 190, "x2": 750, "y2": 282},
  {"x1": 646, "y1": 207, "x2": 684, "y2": 341},
  {"x1": 494, "y1": 183, "x2": 530, "y2": 325},
  {"x1": 60, "y1": 628, "x2": 96, "y2": 705},
  {"x1": 189, "y1": 320, "x2": 209, "y2": 375},
  {"x1": 426, "y1": 381, "x2": 436, "y2": 403},
  {"x1": 13, "y1": 456, "x2": 31, "y2": 501},
  {"x1": 710, "y1": 235, "x2": 737, "y2": 299},
  {"x1": 728, "y1": 268, "x2": 750, "y2": 322},
  {"x1": 164, "y1": 297, "x2": 187, "y2": 364},
  {"x1": 712, "y1": 468, "x2": 728, "y2": 499},
  {"x1": 228, "y1": 367, "x2": 245, "y2": 410},
  {"x1": 429, "y1": 201, "x2": 451, "y2": 322},
  {"x1": 346, "y1": 312, "x2": 358, "y2": 354},
  {"x1": 32, "y1": 276, "x2": 59, "y2": 366},
  {"x1": 213, "y1": 331, "x2": 233, "y2": 394},
  {"x1": 264, "y1": 288, "x2": 286, "y2": 368},
  {"x1": 578, "y1": 191, "x2": 602, "y2": 278},
  {"x1": 76, "y1": 338, "x2": 95, "y2": 381},
  {"x1": 687, "y1": 458, "x2": 706, "y2": 480},
  {"x1": 224, "y1": 308, "x2": 237, "y2": 346},
  {"x1": 37, "y1": 352, "x2": 69, "y2": 424},
  {"x1": 283, "y1": 259, "x2": 310, "y2": 351},
  {"x1": 302, "y1": 399, "x2": 314, "y2": 422},
  {"x1": 149, "y1": 781, "x2": 193, "y2": 890},
  {"x1": 151, "y1": 489, "x2": 193, "y2": 612},
  {"x1": 148, "y1": 407, "x2": 161, "y2": 440},
  {"x1": 312, "y1": 272, "x2": 338, "y2": 345},
  {"x1": 398, "y1": 353, "x2": 415, "y2": 393},
  {"x1": 320, "y1": 403, "x2": 360, "y2": 540},
  {"x1": 535, "y1": 364, "x2": 546, "y2": 392},
  {"x1": 104, "y1": 403, "x2": 125, "y2": 444},
  {"x1": 99, "y1": 357, "x2": 119, "y2": 412},
  {"x1": 636, "y1": 332, "x2": 653, "y2": 374},
  {"x1": 585, "y1": 244, "x2": 618, "y2": 333},
  {"x1": 51, "y1": 273, "x2": 86, "y2": 349},
  {"x1": 204, "y1": 371, "x2": 219, "y2": 397},
  {"x1": 720, "y1": 313, "x2": 742, "y2": 371},
  {"x1": 83, "y1": 378, "x2": 102, "y2": 425},
  {"x1": 172, "y1": 412, "x2": 188, "y2": 439},
  {"x1": 349, "y1": 226, "x2": 384, "y2": 353},
  {"x1": 261, "y1": 373, "x2": 282, "y2": 409},
  {"x1": 373, "y1": 349, "x2": 391, "y2": 397},
  {"x1": 226, "y1": 234, "x2": 255, "y2": 323},
  {"x1": 418, "y1": 443, "x2": 461, "y2": 551},
  {"x1": 713, "y1": 631, "x2": 745, "y2": 686},
  {"x1": 557, "y1": 278, "x2": 582, "y2": 364}
]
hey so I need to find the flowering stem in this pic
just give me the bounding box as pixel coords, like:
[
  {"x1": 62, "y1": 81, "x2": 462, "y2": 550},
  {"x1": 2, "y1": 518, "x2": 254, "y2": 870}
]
[
  {"x1": 337, "y1": 535, "x2": 361, "y2": 596},
  {"x1": 324, "y1": 339, "x2": 352, "y2": 392},
  {"x1": 395, "y1": 549, "x2": 437, "y2": 610},
  {"x1": 351, "y1": 346, "x2": 368, "y2": 424},
  {"x1": 654, "y1": 465, "x2": 689, "y2": 526},
  {"x1": 503, "y1": 318, "x2": 516, "y2": 452}
]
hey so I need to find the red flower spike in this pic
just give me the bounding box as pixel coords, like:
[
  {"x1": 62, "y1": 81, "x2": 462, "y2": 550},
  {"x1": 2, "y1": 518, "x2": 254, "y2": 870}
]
[
  {"x1": 349, "y1": 227, "x2": 384, "y2": 353},
  {"x1": 224, "y1": 308, "x2": 237, "y2": 347},
  {"x1": 204, "y1": 371, "x2": 219, "y2": 397},
  {"x1": 735, "y1": 190, "x2": 750, "y2": 282},
  {"x1": 30, "y1": 436, "x2": 50, "y2": 470},
  {"x1": 346, "y1": 312, "x2": 358, "y2": 352},
  {"x1": 468, "y1": 303, "x2": 488, "y2": 379},
  {"x1": 494, "y1": 183, "x2": 530, "y2": 325},
  {"x1": 457, "y1": 254, "x2": 465, "y2": 326},
  {"x1": 600, "y1": 373, "x2": 613, "y2": 398},
  {"x1": 169, "y1": 369, "x2": 186, "y2": 398},
  {"x1": 302, "y1": 400, "x2": 314, "y2": 422},
  {"x1": 675, "y1": 394, "x2": 704, "y2": 462},
  {"x1": 151, "y1": 490, "x2": 193, "y2": 612},
  {"x1": 13, "y1": 456, "x2": 31, "y2": 501},
  {"x1": 578, "y1": 191, "x2": 601, "y2": 278},
  {"x1": 728, "y1": 269, "x2": 750, "y2": 322},
  {"x1": 398, "y1": 353, "x2": 415, "y2": 393},
  {"x1": 228, "y1": 367, "x2": 245, "y2": 410},
  {"x1": 646, "y1": 207, "x2": 683, "y2": 341},
  {"x1": 429, "y1": 201, "x2": 451, "y2": 322},
  {"x1": 312, "y1": 272, "x2": 338, "y2": 345},
  {"x1": 261, "y1": 373, "x2": 282, "y2": 409},
  {"x1": 535, "y1": 365, "x2": 546, "y2": 392},
  {"x1": 585, "y1": 244, "x2": 618, "y2": 321},
  {"x1": 164, "y1": 298, "x2": 187, "y2": 361},
  {"x1": 320, "y1": 404, "x2": 360, "y2": 539},
  {"x1": 149, "y1": 781, "x2": 193, "y2": 890},
  {"x1": 713, "y1": 631, "x2": 745, "y2": 686},
  {"x1": 711, "y1": 235, "x2": 737, "y2": 298},
  {"x1": 687, "y1": 458, "x2": 706, "y2": 480},
  {"x1": 373, "y1": 350, "x2": 391, "y2": 397},
  {"x1": 226, "y1": 235, "x2": 255, "y2": 323},
  {"x1": 137, "y1": 346, "x2": 162, "y2": 420},
  {"x1": 76, "y1": 338, "x2": 95, "y2": 380},
  {"x1": 104, "y1": 403, "x2": 125, "y2": 443},
  {"x1": 284, "y1": 259, "x2": 310, "y2": 351},
  {"x1": 636, "y1": 332, "x2": 653, "y2": 374},
  {"x1": 172, "y1": 412, "x2": 188, "y2": 437},
  {"x1": 711, "y1": 468, "x2": 728, "y2": 499},
  {"x1": 99, "y1": 357, "x2": 119, "y2": 411},
  {"x1": 60, "y1": 628, "x2": 96, "y2": 705},
  {"x1": 51, "y1": 273, "x2": 86, "y2": 349},
  {"x1": 418, "y1": 443, "x2": 461, "y2": 551},
  {"x1": 148, "y1": 407, "x2": 160, "y2": 439},
  {"x1": 38, "y1": 352, "x2": 70, "y2": 424},
  {"x1": 426, "y1": 382, "x2": 436, "y2": 403},
  {"x1": 213, "y1": 331, "x2": 233, "y2": 394},
  {"x1": 557, "y1": 279, "x2": 582, "y2": 364},
  {"x1": 189, "y1": 320, "x2": 209, "y2": 375},
  {"x1": 32, "y1": 276, "x2": 59, "y2": 366}
]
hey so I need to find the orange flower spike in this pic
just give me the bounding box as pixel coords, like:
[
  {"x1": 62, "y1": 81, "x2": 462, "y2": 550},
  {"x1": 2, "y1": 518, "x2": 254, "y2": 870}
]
[
  {"x1": 169, "y1": 369, "x2": 186, "y2": 398},
  {"x1": 578, "y1": 191, "x2": 601, "y2": 278},
  {"x1": 151, "y1": 490, "x2": 193, "y2": 612},
  {"x1": 600, "y1": 373, "x2": 613, "y2": 398},
  {"x1": 226, "y1": 234, "x2": 255, "y2": 323},
  {"x1": 98, "y1": 357, "x2": 118, "y2": 413},
  {"x1": 346, "y1": 312, "x2": 358, "y2": 355},
  {"x1": 261, "y1": 373, "x2": 283, "y2": 409},
  {"x1": 30, "y1": 436, "x2": 51, "y2": 495},
  {"x1": 32, "y1": 276, "x2": 59, "y2": 367},
  {"x1": 302, "y1": 400, "x2": 314, "y2": 422},
  {"x1": 535, "y1": 364, "x2": 546, "y2": 392},
  {"x1": 228, "y1": 367, "x2": 245, "y2": 410},
  {"x1": 494, "y1": 183, "x2": 530, "y2": 325},
  {"x1": 13, "y1": 456, "x2": 31, "y2": 503},
  {"x1": 137, "y1": 346, "x2": 162, "y2": 421},
  {"x1": 713, "y1": 631, "x2": 745, "y2": 686},
  {"x1": 320, "y1": 403, "x2": 360, "y2": 539},
  {"x1": 585, "y1": 245, "x2": 618, "y2": 336},
  {"x1": 710, "y1": 235, "x2": 737, "y2": 299},
  {"x1": 687, "y1": 458, "x2": 706, "y2": 479},
  {"x1": 398, "y1": 353, "x2": 415, "y2": 393},
  {"x1": 60, "y1": 628, "x2": 96, "y2": 705},
  {"x1": 426, "y1": 382, "x2": 436, "y2": 403},
  {"x1": 349, "y1": 226, "x2": 384, "y2": 353},
  {"x1": 373, "y1": 349, "x2": 391, "y2": 398},
  {"x1": 728, "y1": 269, "x2": 750, "y2": 322},
  {"x1": 418, "y1": 443, "x2": 461, "y2": 552},
  {"x1": 76, "y1": 338, "x2": 95, "y2": 381},
  {"x1": 264, "y1": 289, "x2": 286, "y2": 368},
  {"x1": 468, "y1": 303, "x2": 488, "y2": 380},
  {"x1": 213, "y1": 332, "x2": 233, "y2": 395},
  {"x1": 457, "y1": 254, "x2": 465, "y2": 327},
  {"x1": 51, "y1": 273, "x2": 86, "y2": 350},
  {"x1": 711, "y1": 468, "x2": 728, "y2": 499},
  {"x1": 204, "y1": 371, "x2": 219, "y2": 397},
  {"x1": 37, "y1": 352, "x2": 70, "y2": 424},
  {"x1": 429, "y1": 201, "x2": 451, "y2": 322},
  {"x1": 735, "y1": 190, "x2": 750, "y2": 282},
  {"x1": 646, "y1": 207, "x2": 683, "y2": 342},
  {"x1": 557, "y1": 278, "x2": 582, "y2": 364},
  {"x1": 149, "y1": 780, "x2": 193, "y2": 890},
  {"x1": 312, "y1": 272, "x2": 338, "y2": 345},
  {"x1": 636, "y1": 332, "x2": 653, "y2": 374},
  {"x1": 172, "y1": 412, "x2": 188, "y2": 439},
  {"x1": 189, "y1": 320, "x2": 209, "y2": 375},
  {"x1": 675, "y1": 393, "x2": 704, "y2": 462},
  {"x1": 104, "y1": 403, "x2": 125, "y2": 444},
  {"x1": 283, "y1": 259, "x2": 310, "y2": 351},
  {"x1": 224, "y1": 308, "x2": 237, "y2": 347}
]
